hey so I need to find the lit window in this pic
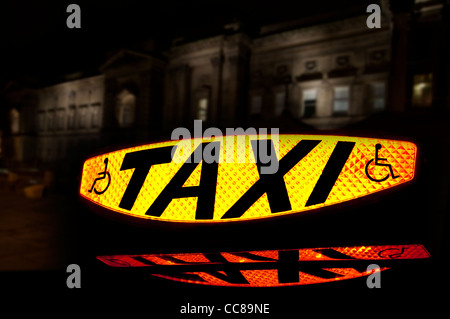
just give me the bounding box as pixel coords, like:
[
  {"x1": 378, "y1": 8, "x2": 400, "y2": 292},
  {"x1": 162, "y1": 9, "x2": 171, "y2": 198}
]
[
  {"x1": 412, "y1": 73, "x2": 432, "y2": 108},
  {"x1": 122, "y1": 105, "x2": 132, "y2": 126},
  {"x1": 197, "y1": 98, "x2": 208, "y2": 121},
  {"x1": 69, "y1": 91, "x2": 76, "y2": 105},
  {"x1": 251, "y1": 96, "x2": 262, "y2": 115},
  {"x1": 67, "y1": 107, "x2": 76, "y2": 129},
  {"x1": 38, "y1": 111, "x2": 46, "y2": 131},
  {"x1": 302, "y1": 89, "x2": 317, "y2": 118},
  {"x1": 275, "y1": 92, "x2": 285, "y2": 116},
  {"x1": 47, "y1": 110, "x2": 55, "y2": 130},
  {"x1": 78, "y1": 106, "x2": 88, "y2": 129},
  {"x1": 68, "y1": 91, "x2": 76, "y2": 129},
  {"x1": 91, "y1": 105, "x2": 100, "y2": 128},
  {"x1": 57, "y1": 109, "x2": 65, "y2": 130},
  {"x1": 371, "y1": 83, "x2": 385, "y2": 112},
  {"x1": 116, "y1": 89, "x2": 136, "y2": 128},
  {"x1": 333, "y1": 86, "x2": 350, "y2": 114},
  {"x1": 9, "y1": 108, "x2": 20, "y2": 134}
]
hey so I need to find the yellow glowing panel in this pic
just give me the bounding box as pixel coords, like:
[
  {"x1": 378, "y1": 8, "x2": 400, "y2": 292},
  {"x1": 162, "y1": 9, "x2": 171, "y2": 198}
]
[{"x1": 80, "y1": 135, "x2": 417, "y2": 224}]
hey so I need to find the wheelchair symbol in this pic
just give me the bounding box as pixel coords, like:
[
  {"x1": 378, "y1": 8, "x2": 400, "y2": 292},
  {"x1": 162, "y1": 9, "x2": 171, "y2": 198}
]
[
  {"x1": 88, "y1": 158, "x2": 111, "y2": 195},
  {"x1": 378, "y1": 247, "x2": 406, "y2": 259},
  {"x1": 365, "y1": 144, "x2": 400, "y2": 182}
]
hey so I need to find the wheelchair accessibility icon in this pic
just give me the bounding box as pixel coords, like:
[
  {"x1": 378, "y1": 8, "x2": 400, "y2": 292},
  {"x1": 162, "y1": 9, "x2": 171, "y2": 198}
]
[
  {"x1": 88, "y1": 158, "x2": 111, "y2": 195},
  {"x1": 365, "y1": 144, "x2": 400, "y2": 182}
]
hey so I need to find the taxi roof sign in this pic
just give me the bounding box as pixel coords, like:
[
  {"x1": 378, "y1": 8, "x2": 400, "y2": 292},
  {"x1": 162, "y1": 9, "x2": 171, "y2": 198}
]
[
  {"x1": 80, "y1": 135, "x2": 417, "y2": 224},
  {"x1": 97, "y1": 244, "x2": 429, "y2": 287}
]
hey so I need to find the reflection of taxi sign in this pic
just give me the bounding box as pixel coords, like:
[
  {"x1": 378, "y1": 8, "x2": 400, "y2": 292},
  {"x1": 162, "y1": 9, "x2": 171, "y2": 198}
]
[
  {"x1": 97, "y1": 244, "x2": 430, "y2": 287},
  {"x1": 79, "y1": 135, "x2": 417, "y2": 224}
]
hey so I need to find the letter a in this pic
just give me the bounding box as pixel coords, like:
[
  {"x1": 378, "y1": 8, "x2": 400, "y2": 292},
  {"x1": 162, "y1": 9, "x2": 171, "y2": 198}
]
[
  {"x1": 66, "y1": 4, "x2": 81, "y2": 29},
  {"x1": 366, "y1": 264, "x2": 381, "y2": 288},
  {"x1": 66, "y1": 264, "x2": 81, "y2": 288},
  {"x1": 366, "y1": 4, "x2": 381, "y2": 29}
]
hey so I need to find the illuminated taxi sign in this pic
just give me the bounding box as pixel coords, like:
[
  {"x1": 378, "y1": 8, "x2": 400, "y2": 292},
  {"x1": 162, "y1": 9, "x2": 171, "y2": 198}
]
[
  {"x1": 97, "y1": 244, "x2": 430, "y2": 287},
  {"x1": 80, "y1": 135, "x2": 417, "y2": 223}
]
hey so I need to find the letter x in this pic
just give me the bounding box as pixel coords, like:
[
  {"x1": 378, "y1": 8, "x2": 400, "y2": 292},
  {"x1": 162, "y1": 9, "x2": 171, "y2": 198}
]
[
  {"x1": 221, "y1": 140, "x2": 355, "y2": 219},
  {"x1": 221, "y1": 140, "x2": 320, "y2": 219}
]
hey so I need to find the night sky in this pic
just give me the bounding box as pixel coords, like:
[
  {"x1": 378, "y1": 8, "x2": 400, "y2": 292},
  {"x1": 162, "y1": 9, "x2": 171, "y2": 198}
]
[{"x1": 0, "y1": 0, "x2": 372, "y2": 85}]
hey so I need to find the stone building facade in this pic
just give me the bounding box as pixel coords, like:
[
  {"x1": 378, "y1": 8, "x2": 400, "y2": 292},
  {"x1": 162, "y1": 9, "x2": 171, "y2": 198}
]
[
  {"x1": 36, "y1": 75, "x2": 104, "y2": 162},
  {"x1": 248, "y1": 15, "x2": 390, "y2": 129},
  {"x1": 164, "y1": 32, "x2": 252, "y2": 130},
  {"x1": 163, "y1": 14, "x2": 391, "y2": 131},
  {"x1": 99, "y1": 50, "x2": 166, "y2": 145},
  {"x1": 1, "y1": 0, "x2": 448, "y2": 166},
  {"x1": 0, "y1": 82, "x2": 37, "y2": 164}
]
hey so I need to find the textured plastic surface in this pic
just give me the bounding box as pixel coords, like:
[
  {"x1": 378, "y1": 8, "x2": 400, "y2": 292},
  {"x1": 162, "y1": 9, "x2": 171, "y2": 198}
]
[
  {"x1": 80, "y1": 135, "x2": 416, "y2": 223},
  {"x1": 97, "y1": 244, "x2": 429, "y2": 287}
]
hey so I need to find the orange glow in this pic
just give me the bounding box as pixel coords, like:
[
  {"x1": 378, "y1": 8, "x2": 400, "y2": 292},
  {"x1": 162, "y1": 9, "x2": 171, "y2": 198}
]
[
  {"x1": 80, "y1": 135, "x2": 417, "y2": 223},
  {"x1": 152, "y1": 267, "x2": 390, "y2": 287},
  {"x1": 97, "y1": 244, "x2": 429, "y2": 267},
  {"x1": 97, "y1": 244, "x2": 429, "y2": 287}
]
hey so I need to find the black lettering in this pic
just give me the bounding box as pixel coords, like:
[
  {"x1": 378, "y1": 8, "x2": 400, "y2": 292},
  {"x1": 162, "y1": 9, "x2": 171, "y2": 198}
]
[
  {"x1": 157, "y1": 253, "x2": 248, "y2": 285},
  {"x1": 311, "y1": 249, "x2": 367, "y2": 273},
  {"x1": 313, "y1": 248, "x2": 355, "y2": 260},
  {"x1": 277, "y1": 250, "x2": 344, "y2": 282},
  {"x1": 133, "y1": 256, "x2": 158, "y2": 266},
  {"x1": 156, "y1": 272, "x2": 208, "y2": 283},
  {"x1": 277, "y1": 250, "x2": 300, "y2": 283},
  {"x1": 203, "y1": 253, "x2": 249, "y2": 284},
  {"x1": 118, "y1": 147, "x2": 173, "y2": 210},
  {"x1": 296, "y1": 265, "x2": 344, "y2": 279},
  {"x1": 146, "y1": 142, "x2": 219, "y2": 219},
  {"x1": 221, "y1": 140, "x2": 321, "y2": 219},
  {"x1": 305, "y1": 141, "x2": 355, "y2": 207},
  {"x1": 155, "y1": 255, "x2": 196, "y2": 265},
  {"x1": 226, "y1": 252, "x2": 277, "y2": 262}
]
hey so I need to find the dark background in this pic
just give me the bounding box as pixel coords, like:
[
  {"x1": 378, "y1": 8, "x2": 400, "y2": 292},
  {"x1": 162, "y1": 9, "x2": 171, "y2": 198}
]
[
  {"x1": 1, "y1": 0, "x2": 448, "y2": 316},
  {"x1": 0, "y1": 0, "x2": 368, "y2": 82}
]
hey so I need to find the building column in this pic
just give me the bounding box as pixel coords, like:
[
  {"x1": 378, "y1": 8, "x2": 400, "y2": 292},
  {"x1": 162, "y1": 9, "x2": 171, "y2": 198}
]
[
  {"x1": 102, "y1": 77, "x2": 118, "y2": 132},
  {"x1": 165, "y1": 64, "x2": 191, "y2": 130},
  {"x1": 432, "y1": 5, "x2": 450, "y2": 111},
  {"x1": 387, "y1": 0, "x2": 414, "y2": 113},
  {"x1": 221, "y1": 51, "x2": 250, "y2": 127},
  {"x1": 210, "y1": 54, "x2": 224, "y2": 126}
]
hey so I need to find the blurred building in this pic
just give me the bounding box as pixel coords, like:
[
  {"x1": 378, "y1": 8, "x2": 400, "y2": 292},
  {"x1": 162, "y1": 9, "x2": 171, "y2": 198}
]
[
  {"x1": 0, "y1": 81, "x2": 37, "y2": 165},
  {"x1": 0, "y1": 0, "x2": 448, "y2": 167},
  {"x1": 36, "y1": 75, "x2": 104, "y2": 162}
]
